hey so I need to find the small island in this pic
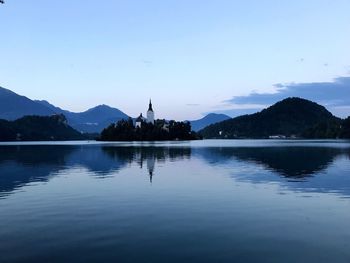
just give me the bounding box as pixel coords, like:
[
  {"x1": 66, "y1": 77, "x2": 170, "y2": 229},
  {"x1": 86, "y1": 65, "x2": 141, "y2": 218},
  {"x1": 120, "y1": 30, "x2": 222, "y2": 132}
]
[{"x1": 99, "y1": 100, "x2": 201, "y2": 141}]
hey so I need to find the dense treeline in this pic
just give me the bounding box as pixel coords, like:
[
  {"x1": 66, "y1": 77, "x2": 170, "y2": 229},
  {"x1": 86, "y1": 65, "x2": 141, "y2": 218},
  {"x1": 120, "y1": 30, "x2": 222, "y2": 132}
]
[
  {"x1": 100, "y1": 118, "x2": 201, "y2": 141},
  {"x1": 0, "y1": 114, "x2": 85, "y2": 141},
  {"x1": 199, "y1": 97, "x2": 349, "y2": 139},
  {"x1": 341, "y1": 117, "x2": 350, "y2": 138},
  {"x1": 302, "y1": 117, "x2": 350, "y2": 139}
]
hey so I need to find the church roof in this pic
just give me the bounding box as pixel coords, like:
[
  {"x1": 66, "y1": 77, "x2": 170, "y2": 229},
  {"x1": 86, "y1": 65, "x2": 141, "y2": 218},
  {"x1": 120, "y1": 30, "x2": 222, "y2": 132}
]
[
  {"x1": 136, "y1": 113, "x2": 143, "y2": 122},
  {"x1": 148, "y1": 99, "x2": 153, "y2": 112}
]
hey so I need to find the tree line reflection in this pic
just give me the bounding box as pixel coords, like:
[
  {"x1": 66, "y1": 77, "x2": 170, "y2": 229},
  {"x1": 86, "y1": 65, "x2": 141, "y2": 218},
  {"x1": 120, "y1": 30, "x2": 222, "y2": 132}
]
[{"x1": 0, "y1": 144, "x2": 349, "y2": 197}]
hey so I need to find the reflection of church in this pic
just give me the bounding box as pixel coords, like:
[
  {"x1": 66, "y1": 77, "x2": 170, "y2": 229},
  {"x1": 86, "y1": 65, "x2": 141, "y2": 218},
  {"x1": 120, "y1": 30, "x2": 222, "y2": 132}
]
[
  {"x1": 147, "y1": 156, "x2": 155, "y2": 183},
  {"x1": 135, "y1": 150, "x2": 156, "y2": 183},
  {"x1": 135, "y1": 100, "x2": 155, "y2": 128}
]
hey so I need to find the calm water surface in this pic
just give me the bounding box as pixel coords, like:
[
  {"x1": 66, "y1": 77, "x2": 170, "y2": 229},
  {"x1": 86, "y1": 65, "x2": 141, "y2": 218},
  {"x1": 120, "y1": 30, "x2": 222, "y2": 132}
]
[{"x1": 0, "y1": 140, "x2": 350, "y2": 263}]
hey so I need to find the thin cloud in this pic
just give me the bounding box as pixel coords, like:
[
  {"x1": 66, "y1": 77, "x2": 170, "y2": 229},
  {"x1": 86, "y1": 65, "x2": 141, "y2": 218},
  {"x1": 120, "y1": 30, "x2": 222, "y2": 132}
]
[
  {"x1": 225, "y1": 76, "x2": 350, "y2": 118},
  {"x1": 141, "y1": 60, "x2": 153, "y2": 65},
  {"x1": 228, "y1": 77, "x2": 350, "y2": 106}
]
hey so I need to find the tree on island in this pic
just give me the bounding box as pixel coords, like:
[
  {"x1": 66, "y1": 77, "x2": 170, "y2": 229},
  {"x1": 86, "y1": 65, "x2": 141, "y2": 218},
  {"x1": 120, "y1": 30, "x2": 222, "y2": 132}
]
[{"x1": 100, "y1": 118, "x2": 201, "y2": 141}]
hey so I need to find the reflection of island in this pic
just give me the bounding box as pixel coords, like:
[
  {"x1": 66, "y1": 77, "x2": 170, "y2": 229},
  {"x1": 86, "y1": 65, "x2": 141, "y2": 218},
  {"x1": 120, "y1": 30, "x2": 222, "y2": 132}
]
[
  {"x1": 0, "y1": 144, "x2": 349, "y2": 197},
  {"x1": 147, "y1": 156, "x2": 155, "y2": 182},
  {"x1": 0, "y1": 145, "x2": 192, "y2": 196},
  {"x1": 102, "y1": 147, "x2": 191, "y2": 182}
]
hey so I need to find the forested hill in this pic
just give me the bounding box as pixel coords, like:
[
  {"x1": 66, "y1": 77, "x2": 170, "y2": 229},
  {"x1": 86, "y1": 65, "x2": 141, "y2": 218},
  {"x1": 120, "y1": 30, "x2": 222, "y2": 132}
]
[
  {"x1": 199, "y1": 97, "x2": 342, "y2": 139},
  {"x1": 0, "y1": 114, "x2": 86, "y2": 141}
]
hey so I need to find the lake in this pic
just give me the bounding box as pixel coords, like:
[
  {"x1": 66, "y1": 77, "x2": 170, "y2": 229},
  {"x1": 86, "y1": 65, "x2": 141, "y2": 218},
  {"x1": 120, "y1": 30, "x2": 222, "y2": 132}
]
[{"x1": 0, "y1": 140, "x2": 350, "y2": 263}]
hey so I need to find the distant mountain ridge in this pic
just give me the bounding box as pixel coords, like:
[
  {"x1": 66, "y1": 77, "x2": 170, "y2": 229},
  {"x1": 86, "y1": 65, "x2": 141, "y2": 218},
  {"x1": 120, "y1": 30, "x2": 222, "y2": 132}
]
[
  {"x1": 0, "y1": 86, "x2": 233, "y2": 133},
  {"x1": 189, "y1": 113, "x2": 231, "y2": 131},
  {"x1": 3, "y1": 87, "x2": 346, "y2": 138},
  {"x1": 0, "y1": 86, "x2": 129, "y2": 133},
  {"x1": 0, "y1": 87, "x2": 55, "y2": 120},
  {"x1": 35, "y1": 100, "x2": 129, "y2": 133},
  {"x1": 199, "y1": 97, "x2": 341, "y2": 139}
]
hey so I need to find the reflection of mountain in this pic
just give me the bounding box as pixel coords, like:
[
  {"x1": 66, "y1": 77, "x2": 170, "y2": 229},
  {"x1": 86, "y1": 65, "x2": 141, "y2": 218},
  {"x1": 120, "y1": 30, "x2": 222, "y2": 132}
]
[
  {"x1": 0, "y1": 145, "x2": 191, "y2": 195},
  {"x1": 66, "y1": 146, "x2": 130, "y2": 176},
  {"x1": 194, "y1": 146, "x2": 350, "y2": 196},
  {"x1": 194, "y1": 147, "x2": 346, "y2": 178},
  {"x1": 0, "y1": 146, "x2": 74, "y2": 195},
  {"x1": 0, "y1": 144, "x2": 349, "y2": 197}
]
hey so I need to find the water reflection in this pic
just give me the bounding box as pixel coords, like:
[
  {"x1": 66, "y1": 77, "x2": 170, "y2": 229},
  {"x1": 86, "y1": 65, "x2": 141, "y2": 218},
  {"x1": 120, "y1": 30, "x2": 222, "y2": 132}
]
[
  {"x1": 0, "y1": 146, "x2": 74, "y2": 195},
  {"x1": 194, "y1": 147, "x2": 345, "y2": 179},
  {"x1": 193, "y1": 146, "x2": 350, "y2": 196},
  {"x1": 0, "y1": 144, "x2": 349, "y2": 197},
  {"x1": 103, "y1": 147, "x2": 191, "y2": 182}
]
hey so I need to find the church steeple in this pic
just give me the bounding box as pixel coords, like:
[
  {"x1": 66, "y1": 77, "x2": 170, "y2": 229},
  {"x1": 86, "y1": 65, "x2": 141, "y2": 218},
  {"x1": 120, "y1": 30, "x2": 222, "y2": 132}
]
[
  {"x1": 148, "y1": 99, "x2": 153, "y2": 112},
  {"x1": 146, "y1": 99, "x2": 155, "y2": 124}
]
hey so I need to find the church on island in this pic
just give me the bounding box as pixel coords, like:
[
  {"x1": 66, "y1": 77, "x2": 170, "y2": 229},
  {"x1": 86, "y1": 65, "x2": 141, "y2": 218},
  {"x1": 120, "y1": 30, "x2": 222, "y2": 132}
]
[
  {"x1": 99, "y1": 99, "x2": 200, "y2": 141},
  {"x1": 135, "y1": 99, "x2": 155, "y2": 128}
]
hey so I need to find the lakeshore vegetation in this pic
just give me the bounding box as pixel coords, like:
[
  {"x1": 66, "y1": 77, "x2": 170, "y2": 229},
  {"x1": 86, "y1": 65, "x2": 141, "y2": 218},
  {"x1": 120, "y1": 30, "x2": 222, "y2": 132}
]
[
  {"x1": 0, "y1": 97, "x2": 349, "y2": 141},
  {"x1": 100, "y1": 118, "x2": 201, "y2": 141}
]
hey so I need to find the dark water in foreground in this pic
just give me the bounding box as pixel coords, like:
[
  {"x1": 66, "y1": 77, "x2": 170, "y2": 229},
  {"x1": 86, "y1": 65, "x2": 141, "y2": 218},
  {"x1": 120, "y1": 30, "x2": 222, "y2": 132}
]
[{"x1": 0, "y1": 140, "x2": 350, "y2": 263}]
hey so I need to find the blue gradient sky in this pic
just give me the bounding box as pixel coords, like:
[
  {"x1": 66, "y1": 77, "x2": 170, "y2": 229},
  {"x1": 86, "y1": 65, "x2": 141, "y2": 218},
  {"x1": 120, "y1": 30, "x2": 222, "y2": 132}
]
[{"x1": 1, "y1": 0, "x2": 350, "y2": 119}]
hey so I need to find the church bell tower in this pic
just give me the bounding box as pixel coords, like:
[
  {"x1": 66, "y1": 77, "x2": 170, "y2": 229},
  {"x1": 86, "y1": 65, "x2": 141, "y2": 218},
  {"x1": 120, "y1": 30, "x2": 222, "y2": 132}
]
[{"x1": 146, "y1": 99, "x2": 155, "y2": 124}]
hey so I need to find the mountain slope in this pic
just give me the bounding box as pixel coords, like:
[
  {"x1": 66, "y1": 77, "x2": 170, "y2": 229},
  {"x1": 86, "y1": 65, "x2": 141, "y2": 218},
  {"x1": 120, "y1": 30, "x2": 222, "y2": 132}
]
[
  {"x1": 77, "y1": 105, "x2": 129, "y2": 123},
  {"x1": 199, "y1": 97, "x2": 338, "y2": 138},
  {"x1": 36, "y1": 101, "x2": 130, "y2": 133},
  {"x1": 190, "y1": 113, "x2": 231, "y2": 132},
  {"x1": 35, "y1": 100, "x2": 66, "y2": 113},
  {"x1": 0, "y1": 114, "x2": 85, "y2": 141},
  {"x1": 0, "y1": 87, "x2": 55, "y2": 120},
  {"x1": 0, "y1": 87, "x2": 129, "y2": 133},
  {"x1": 69, "y1": 105, "x2": 129, "y2": 133}
]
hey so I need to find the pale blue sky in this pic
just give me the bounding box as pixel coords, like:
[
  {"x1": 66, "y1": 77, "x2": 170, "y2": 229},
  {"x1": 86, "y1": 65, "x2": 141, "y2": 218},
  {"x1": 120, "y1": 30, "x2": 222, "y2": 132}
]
[{"x1": 1, "y1": 0, "x2": 350, "y2": 119}]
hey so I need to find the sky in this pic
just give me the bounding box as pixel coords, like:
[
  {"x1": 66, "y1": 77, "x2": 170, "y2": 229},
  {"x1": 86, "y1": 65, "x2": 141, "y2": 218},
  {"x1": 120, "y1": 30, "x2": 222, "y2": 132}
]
[{"x1": 0, "y1": 0, "x2": 350, "y2": 119}]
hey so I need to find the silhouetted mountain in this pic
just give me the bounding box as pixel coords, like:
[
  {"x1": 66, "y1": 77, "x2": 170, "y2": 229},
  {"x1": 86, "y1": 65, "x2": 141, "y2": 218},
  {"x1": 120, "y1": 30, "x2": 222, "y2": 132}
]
[
  {"x1": 0, "y1": 114, "x2": 85, "y2": 141},
  {"x1": 36, "y1": 100, "x2": 129, "y2": 133},
  {"x1": 35, "y1": 100, "x2": 67, "y2": 113},
  {"x1": 199, "y1": 97, "x2": 339, "y2": 138},
  {"x1": 0, "y1": 87, "x2": 129, "y2": 133},
  {"x1": 0, "y1": 87, "x2": 55, "y2": 120},
  {"x1": 71, "y1": 105, "x2": 129, "y2": 133},
  {"x1": 189, "y1": 113, "x2": 231, "y2": 131}
]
